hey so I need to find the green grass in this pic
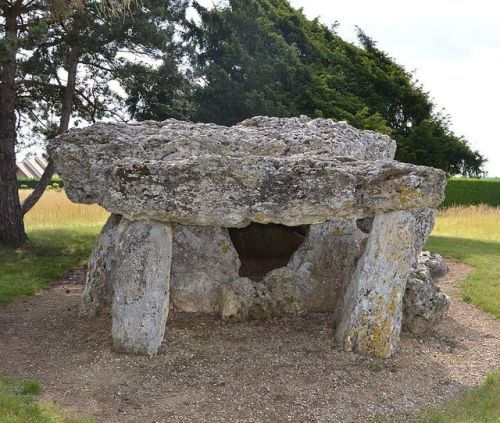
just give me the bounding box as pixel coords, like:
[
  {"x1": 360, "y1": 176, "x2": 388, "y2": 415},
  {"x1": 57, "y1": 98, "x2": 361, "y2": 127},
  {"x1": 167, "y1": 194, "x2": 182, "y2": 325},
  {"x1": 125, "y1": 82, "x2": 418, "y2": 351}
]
[
  {"x1": 0, "y1": 191, "x2": 102, "y2": 421},
  {"x1": 428, "y1": 205, "x2": 500, "y2": 318},
  {"x1": 0, "y1": 375, "x2": 90, "y2": 423},
  {"x1": 426, "y1": 236, "x2": 500, "y2": 318},
  {"x1": 443, "y1": 178, "x2": 500, "y2": 207},
  {"x1": 0, "y1": 227, "x2": 102, "y2": 304},
  {"x1": 412, "y1": 372, "x2": 500, "y2": 422}
]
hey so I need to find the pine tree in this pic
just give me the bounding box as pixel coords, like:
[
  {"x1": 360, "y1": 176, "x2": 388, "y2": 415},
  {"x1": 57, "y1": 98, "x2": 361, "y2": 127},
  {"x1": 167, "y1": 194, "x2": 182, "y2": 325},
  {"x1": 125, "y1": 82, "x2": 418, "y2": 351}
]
[
  {"x1": 0, "y1": 0, "x2": 187, "y2": 246},
  {"x1": 135, "y1": 0, "x2": 484, "y2": 177}
]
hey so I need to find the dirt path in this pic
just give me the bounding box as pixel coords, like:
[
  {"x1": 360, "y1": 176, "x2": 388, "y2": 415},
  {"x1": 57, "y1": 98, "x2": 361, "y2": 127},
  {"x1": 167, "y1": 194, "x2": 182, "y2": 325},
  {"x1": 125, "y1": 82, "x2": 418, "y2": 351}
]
[{"x1": 0, "y1": 262, "x2": 498, "y2": 422}]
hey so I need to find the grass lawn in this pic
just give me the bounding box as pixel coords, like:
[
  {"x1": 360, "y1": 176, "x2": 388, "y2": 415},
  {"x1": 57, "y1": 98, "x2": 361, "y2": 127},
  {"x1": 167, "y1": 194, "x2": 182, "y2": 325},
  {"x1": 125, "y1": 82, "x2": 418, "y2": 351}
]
[
  {"x1": 0, "y1": 375, "x2": 90, "y2": 423},
  {"x1": 427, "y1": 205, "x2": 500, "y2": 318},
  {"x1": 0, "y1": 190, "x2": 108, "y2": 304},
  {"x1": 383, "y1": 372, "x2": 500, "y2": 423}
]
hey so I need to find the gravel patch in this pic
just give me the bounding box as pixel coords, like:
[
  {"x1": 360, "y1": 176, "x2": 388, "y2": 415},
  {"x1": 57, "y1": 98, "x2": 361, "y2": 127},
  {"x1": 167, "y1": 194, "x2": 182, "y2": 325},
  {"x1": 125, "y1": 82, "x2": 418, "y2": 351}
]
[{"x1": 0, "y1": 261, "x2": 498, "y2": 422}]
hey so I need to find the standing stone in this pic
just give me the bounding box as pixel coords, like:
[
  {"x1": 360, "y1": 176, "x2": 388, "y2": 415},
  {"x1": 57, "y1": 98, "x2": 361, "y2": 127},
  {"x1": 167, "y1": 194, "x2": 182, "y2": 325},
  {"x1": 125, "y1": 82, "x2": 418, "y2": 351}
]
[
  {"x1": 170, "y1": 224, "x2": 240, "y2": 313},
  {"x1": 111, "y1": 219, "x2": 172, "y2": 356},
  {"x1": 288, "y1": 220, "x2": 368, "y2": 312},
  {"x1": 403, "y1": 264, "x2": 450, "y2": 334},
  {"x1": 335, "y1": 211, "x2": 417, "y2": 358},
  {"x1": 413, "y1": 209, "x2": 435, "y2": 258},
  {"x1": 81, "y1": 214, "x2": 121, "y2": 317}
]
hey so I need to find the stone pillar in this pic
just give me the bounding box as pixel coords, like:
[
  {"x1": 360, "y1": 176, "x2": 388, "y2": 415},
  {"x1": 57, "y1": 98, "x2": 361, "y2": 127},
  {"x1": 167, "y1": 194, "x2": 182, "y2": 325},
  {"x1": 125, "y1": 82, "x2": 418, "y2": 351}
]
[
  {"x1": 170, "y1": 224, "x2": 240, "y2": 313},
  {"x1": 81, "y1": 214, "x2": 122, "y2": 317},
  {"x1": 111, "y1": 218, "x2": 173, "y2": 356},
  {"x1": 335, "y1": 210, "x2": 417, "y2": 358}
]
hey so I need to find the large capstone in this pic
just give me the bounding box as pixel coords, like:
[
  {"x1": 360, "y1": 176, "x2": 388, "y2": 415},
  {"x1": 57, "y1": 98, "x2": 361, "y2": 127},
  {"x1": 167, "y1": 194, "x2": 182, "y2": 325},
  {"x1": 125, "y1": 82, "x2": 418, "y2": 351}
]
[
  {"x1": 49, "y1": 117, "x2": 445, "y2": 228},
  {"x1": 49, "y1": 117, "x2": 447, "y2": 358}
]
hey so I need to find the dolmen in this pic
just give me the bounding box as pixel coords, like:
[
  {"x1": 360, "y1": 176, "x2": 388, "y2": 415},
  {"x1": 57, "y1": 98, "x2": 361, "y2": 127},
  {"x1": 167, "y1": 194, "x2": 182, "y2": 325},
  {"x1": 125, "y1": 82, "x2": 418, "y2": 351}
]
[{"x1": 49, "y1": 116, "x2": 449, "y2": 358}]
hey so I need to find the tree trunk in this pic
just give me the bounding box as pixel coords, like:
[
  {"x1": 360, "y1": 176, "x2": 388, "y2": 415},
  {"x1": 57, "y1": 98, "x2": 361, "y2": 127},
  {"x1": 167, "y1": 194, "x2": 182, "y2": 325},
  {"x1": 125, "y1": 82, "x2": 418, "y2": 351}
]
[
  {"x1": 0, "y1": 7, "x2": 27, "y2": 247},
  {"x1": 22, "y1": 50, "x2": 79, "y2": 216}
]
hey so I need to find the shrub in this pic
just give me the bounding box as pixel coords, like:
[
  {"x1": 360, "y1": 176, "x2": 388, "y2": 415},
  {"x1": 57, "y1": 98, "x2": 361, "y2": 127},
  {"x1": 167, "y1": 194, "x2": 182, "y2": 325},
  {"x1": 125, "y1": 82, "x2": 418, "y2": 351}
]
[
  {"x1": 443, "y1": 178, "x2": 500, "y2": 207},
  {"x1": 17, "y1": 178, "x2": 64, "y2": 189}
]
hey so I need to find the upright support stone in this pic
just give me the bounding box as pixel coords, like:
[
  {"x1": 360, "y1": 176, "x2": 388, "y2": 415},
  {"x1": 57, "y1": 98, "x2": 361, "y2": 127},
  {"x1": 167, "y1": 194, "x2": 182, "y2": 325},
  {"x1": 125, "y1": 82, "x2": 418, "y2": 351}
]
[
  {"x1": 111, "y1": 219, "x2": 173, "y2": 356},
  {"x1": 170, "y1": 224, "x2": 240, "y2": 313},
  {"x1": 81, "y1": 214, "x2": 122, "y2": 317},
  {"x1": 335, "y1": 211, "x2": 417, "y2": 358},
  {"x1": 288, "y1": 220, "x2": 368, "y2": 312}
]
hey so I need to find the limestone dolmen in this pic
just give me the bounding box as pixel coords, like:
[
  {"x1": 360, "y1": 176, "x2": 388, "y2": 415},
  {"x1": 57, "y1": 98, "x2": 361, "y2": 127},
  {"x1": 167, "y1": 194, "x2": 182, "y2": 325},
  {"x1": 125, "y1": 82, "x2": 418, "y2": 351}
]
[{"x1": 49, "y1": 116, "x2": 447, "y2": 358}]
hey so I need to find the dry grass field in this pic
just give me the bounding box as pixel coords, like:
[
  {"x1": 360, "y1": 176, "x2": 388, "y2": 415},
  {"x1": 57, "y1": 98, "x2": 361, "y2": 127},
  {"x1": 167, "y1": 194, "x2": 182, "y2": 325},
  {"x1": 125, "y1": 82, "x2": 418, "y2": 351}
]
[
  {"x1": 19, "y1": 189, "x2": 109, "y2": 229},
  {"x1": 11, "y1": 191, "x2": 500, "y2": 318},
  {"x1": 433, "y1": 205, "x2": 500, "y2": 242},
  {"x1": 428, "y1": 205, "x2": 500, "y2": 318}
]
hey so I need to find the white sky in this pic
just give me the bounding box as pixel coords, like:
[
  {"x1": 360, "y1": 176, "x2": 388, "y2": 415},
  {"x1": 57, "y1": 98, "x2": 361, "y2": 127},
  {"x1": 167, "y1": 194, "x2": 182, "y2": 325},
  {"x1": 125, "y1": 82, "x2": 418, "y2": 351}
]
[{"x1": 288, "y1": 0, "x2": 500, "y2": 177}]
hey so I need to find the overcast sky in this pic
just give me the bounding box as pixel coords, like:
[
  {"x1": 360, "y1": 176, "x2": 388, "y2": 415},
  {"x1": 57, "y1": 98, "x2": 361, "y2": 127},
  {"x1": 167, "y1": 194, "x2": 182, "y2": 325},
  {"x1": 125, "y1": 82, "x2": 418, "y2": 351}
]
[{"x1": 288, "y1": 0, "x2": 499, "y2": 176}]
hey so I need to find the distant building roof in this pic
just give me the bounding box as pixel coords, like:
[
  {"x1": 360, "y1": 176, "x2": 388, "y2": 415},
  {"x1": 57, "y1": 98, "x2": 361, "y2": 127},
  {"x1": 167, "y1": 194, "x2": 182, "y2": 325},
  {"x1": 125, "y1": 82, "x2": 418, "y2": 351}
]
[{"x1": 16, "y1": 157, "x2": 48, "y2": 179}]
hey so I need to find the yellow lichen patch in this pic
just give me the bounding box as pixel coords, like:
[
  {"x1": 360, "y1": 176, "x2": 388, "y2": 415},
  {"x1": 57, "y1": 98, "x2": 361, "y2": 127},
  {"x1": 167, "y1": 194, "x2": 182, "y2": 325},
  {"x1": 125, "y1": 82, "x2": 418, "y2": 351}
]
[
  {"x1": 331, "y1": 228, "x2": 343, "y2": 236},
  {"x1": 253, "y1": 214, "x2": 267, "y2": 223},
  {"x1": 221, "y1": 244, "x2": 231, "y2": 254},
  {"x1": 354, "y1": 290, "x2": 401, "y2": 359},
  {"x1": 397, "y1": 184, "x2": 417, "y2": 206}
]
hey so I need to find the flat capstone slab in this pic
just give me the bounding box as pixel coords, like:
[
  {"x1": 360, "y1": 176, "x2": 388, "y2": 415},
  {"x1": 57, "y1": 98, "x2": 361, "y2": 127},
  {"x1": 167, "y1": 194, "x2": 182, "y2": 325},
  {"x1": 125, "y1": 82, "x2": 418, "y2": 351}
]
[{"x1": 49, "y1": 116, "x2": 446, "y2": 227}]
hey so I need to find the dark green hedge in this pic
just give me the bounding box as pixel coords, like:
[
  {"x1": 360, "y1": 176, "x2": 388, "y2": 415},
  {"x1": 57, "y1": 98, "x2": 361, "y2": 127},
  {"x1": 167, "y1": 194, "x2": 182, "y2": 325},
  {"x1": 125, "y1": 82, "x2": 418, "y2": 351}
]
[
  {"x1": 443, "y1": 178, "x2": 500, "y2": 207},
  {"x1": 17, "y1": 178, "x2": 64, "y2": 189}
]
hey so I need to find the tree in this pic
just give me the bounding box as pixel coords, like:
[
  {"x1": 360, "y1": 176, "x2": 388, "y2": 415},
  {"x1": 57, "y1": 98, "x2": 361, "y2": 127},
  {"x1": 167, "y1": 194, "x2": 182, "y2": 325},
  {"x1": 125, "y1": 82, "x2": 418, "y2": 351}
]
[
  {"x1": 0, "y1": 0, "x2": 187, "y2": 247},
  {"x1": 135, "y1": 0, "x2": 483, "y2": 176}
]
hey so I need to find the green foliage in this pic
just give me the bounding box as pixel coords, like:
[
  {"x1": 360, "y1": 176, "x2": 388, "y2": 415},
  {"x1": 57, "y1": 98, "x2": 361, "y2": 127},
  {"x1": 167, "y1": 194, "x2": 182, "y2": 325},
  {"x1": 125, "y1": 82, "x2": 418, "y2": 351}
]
[
  {"x1": 17, "y1": 178, "x2": 64, "y2": 189},
  {"x1": 443, "y1": 179, "x2": 500, "y2": 207},
  {"x1": 9, "y1": 0, "x2": 188, "y2": 148},
  {"x1": 0, "y1": 226, "x2": 100, "y2": 303},
  {"x1": 127, "y1": 0, "x2": 484, "y2": 176}
]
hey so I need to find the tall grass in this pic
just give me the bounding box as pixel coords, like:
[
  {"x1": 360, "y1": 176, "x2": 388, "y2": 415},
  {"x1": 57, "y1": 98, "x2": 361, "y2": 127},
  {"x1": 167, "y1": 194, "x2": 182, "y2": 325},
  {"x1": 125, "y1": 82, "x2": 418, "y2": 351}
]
[
  {"x1": 427, "y1": 205, "x2": 500, "y2": 318},
  {"x1": 19, "y1": 190, "x2": 109, "y2": 228},
  {"x1": 433, "y1": 205, "x2": 500, "y2": 242}
]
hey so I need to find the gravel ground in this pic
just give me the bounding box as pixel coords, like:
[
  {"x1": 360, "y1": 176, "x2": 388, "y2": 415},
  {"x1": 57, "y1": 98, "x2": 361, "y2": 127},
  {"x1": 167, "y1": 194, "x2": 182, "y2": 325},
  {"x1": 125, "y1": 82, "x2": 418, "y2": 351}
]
[{"x1": 0, "y1": 261, "x2": 498, "y2": 422}]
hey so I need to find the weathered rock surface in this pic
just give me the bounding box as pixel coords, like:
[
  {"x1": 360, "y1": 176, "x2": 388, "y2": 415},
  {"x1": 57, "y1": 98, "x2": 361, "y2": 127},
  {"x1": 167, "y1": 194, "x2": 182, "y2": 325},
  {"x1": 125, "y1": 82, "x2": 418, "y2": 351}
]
[
  {"x1": 81, "y1": 214, "x2": 121, "y2": 317},
  {"x1": 170, "y1": 225, "x2": 240, "y2": 313},
  {"x1": 219, "y1": 272, "x2": 304, "y2": 321},
  {"x1": 418, "y1": 251, "x2": 449, "y2": 279},
  {"x1": 335, "y1": 211, "x2": 418, "y2": 358},
  {"x1": 412, "y1": 209, "x2": 435, "y2": 257},
  {"x1": 111, "y1": 219, "x2": 172, "y2": 356},
  {"x1": 403, "y1": 264, "x2": 450, "y2": 334},
  {"x1": 49, "y1": 117, "x2": 446, "y2": 227},
  {"x1": 287, "y1": 220, "x2": 368, "y2": 312}
]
